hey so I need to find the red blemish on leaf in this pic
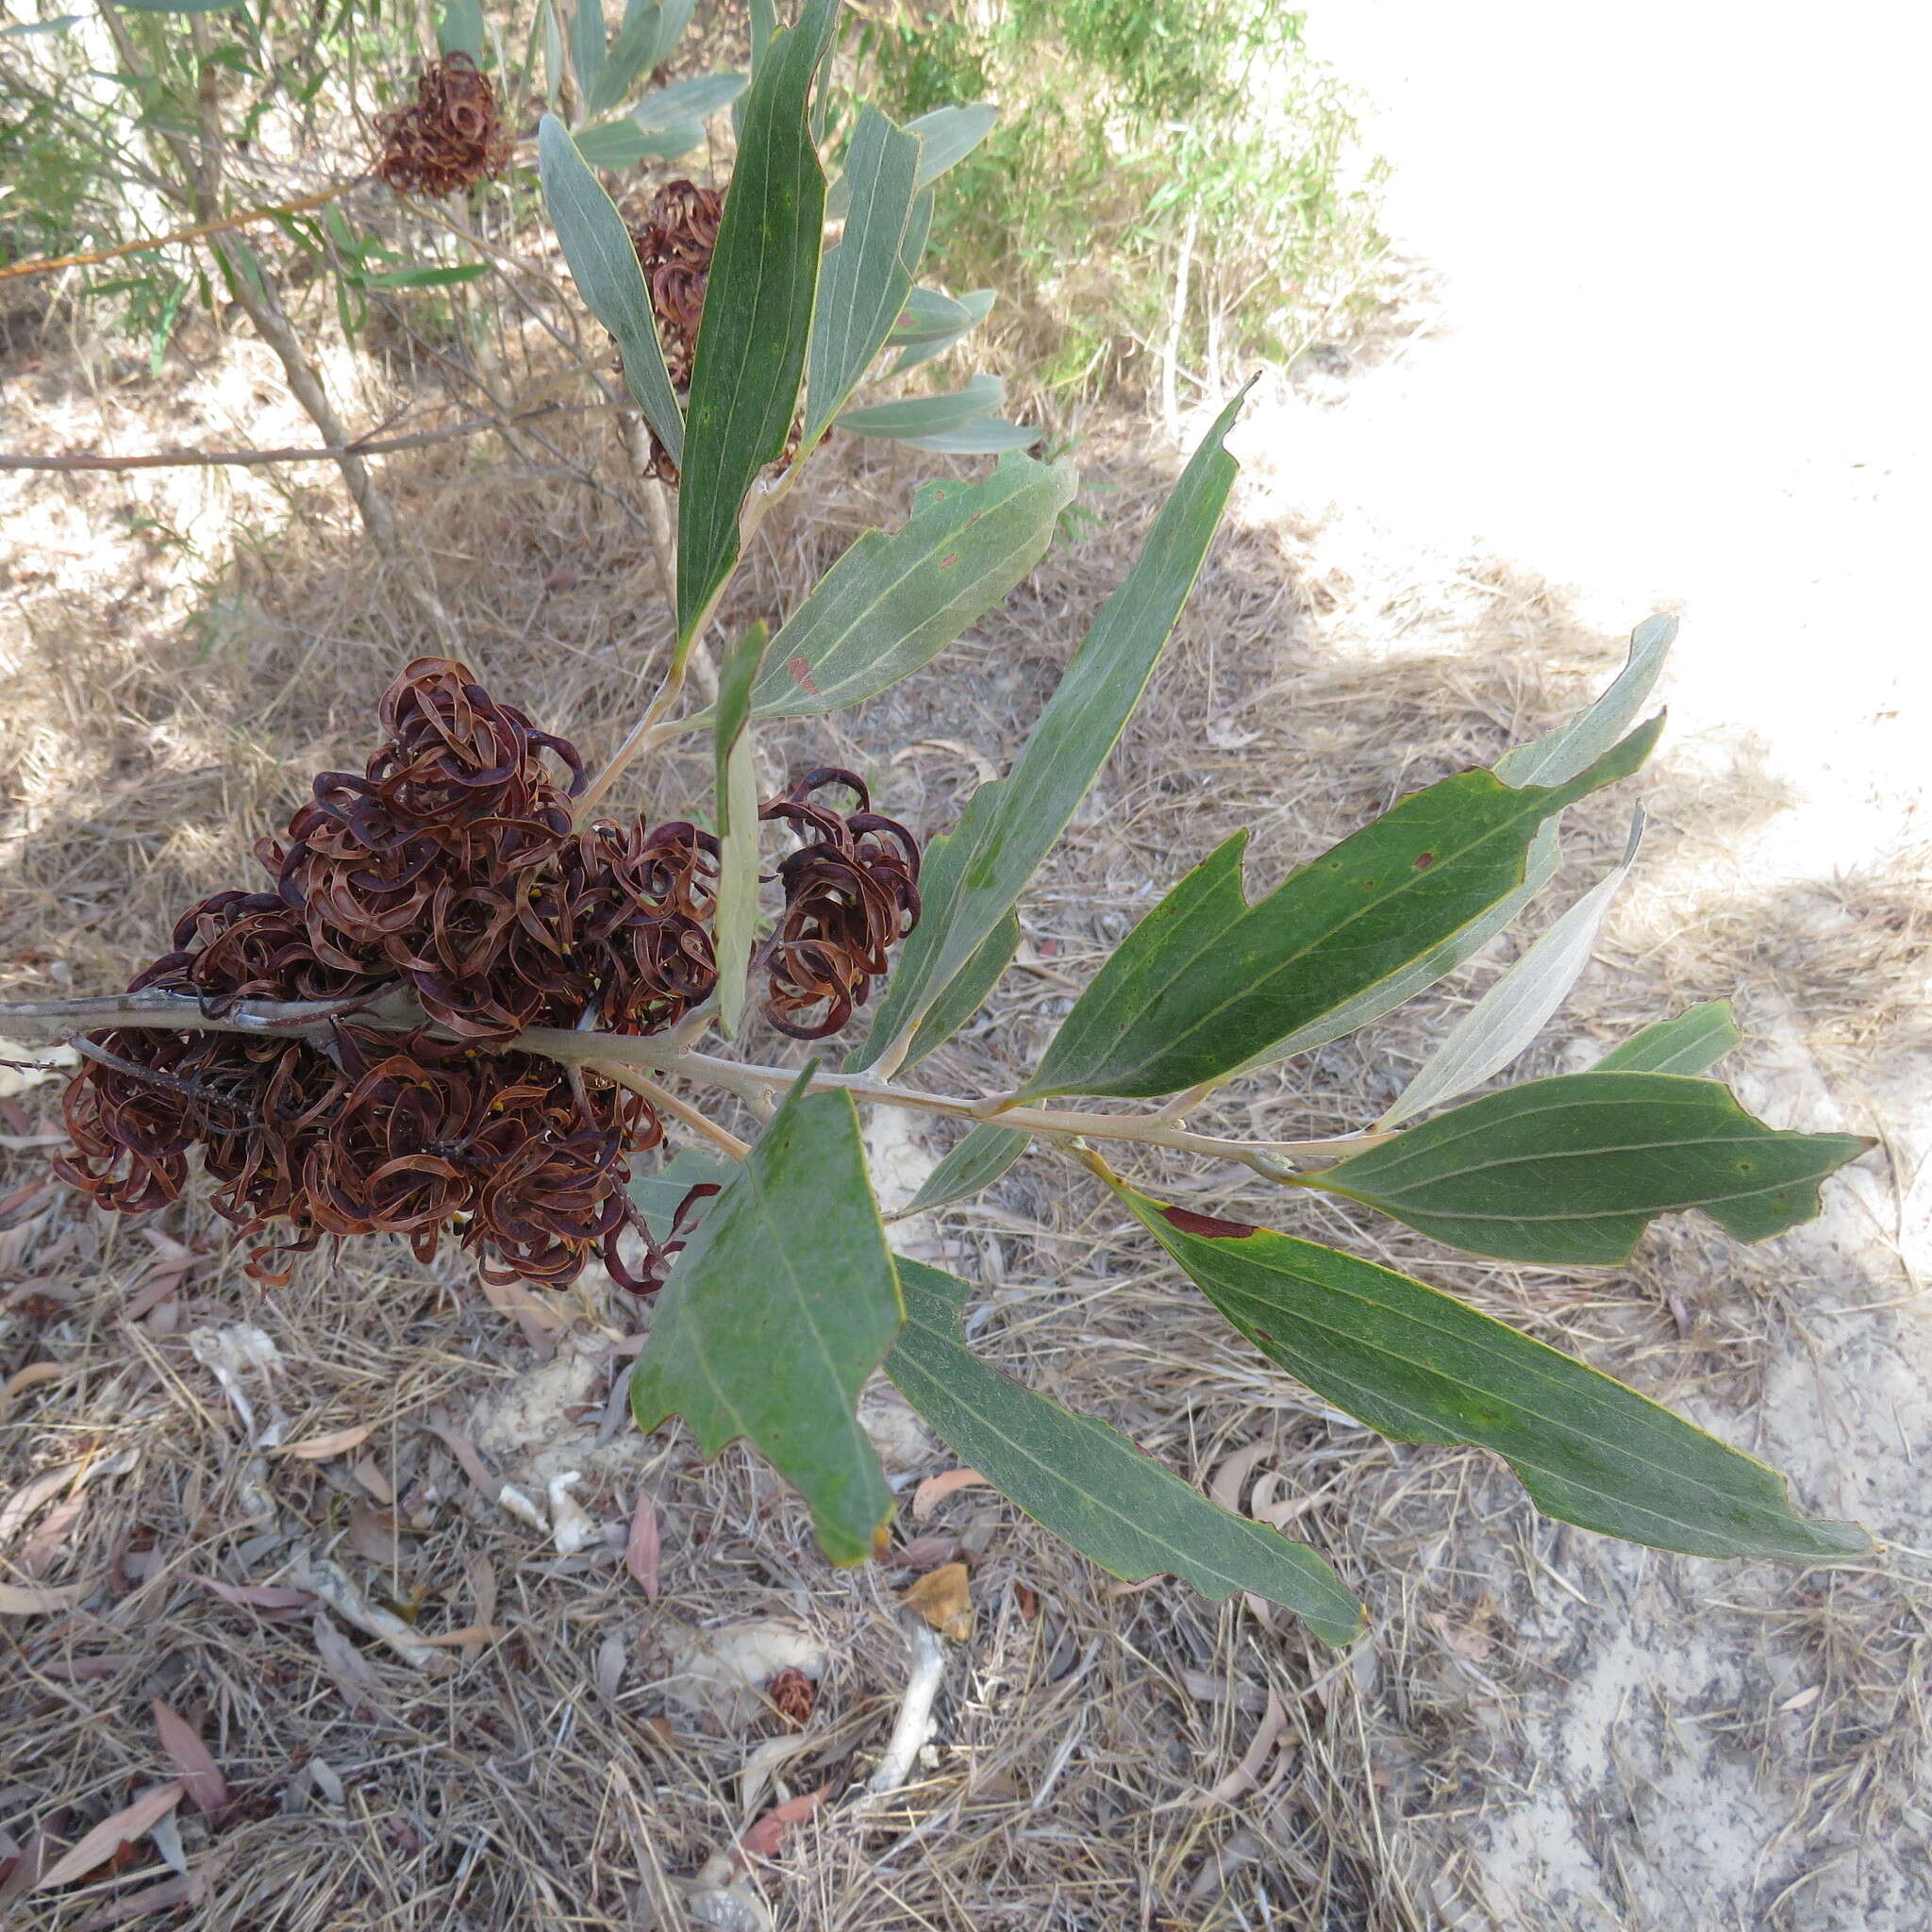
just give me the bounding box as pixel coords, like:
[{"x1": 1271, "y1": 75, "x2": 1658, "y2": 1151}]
[
  {"x1": 939, "y1": 552, "x2": 960, "y2": 569},
  {"x1": 1161, "y1": 1206, "x2": 1257, "y2": 1240},
  {"x1": 1412, "y1": 850, "x2": 1435, "y2": 869},
  {"x1": 787, "y1": 655, "x2": 820, "y2": 695}
]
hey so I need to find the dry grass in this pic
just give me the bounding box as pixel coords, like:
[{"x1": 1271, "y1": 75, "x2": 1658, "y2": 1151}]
[{"x1": 4, "y1": 288, "x2": 1930, "y2": 1932}]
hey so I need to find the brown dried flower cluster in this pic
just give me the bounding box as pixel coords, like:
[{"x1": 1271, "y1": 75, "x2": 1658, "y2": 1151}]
[
  {"x1": 56, "y1": 660, "x2": 722, "y2": 1290},
  {"x1": 375, "y1": 53, "x2": 510, "y2": 199},
  {"x1": 631, "y1": 179, "x2": 724, "y2": 392},
  {"x1": 627, "y1": 179, "x2": 724, "y2": 484},
  {"x1": 761, "y1": 769, "x2": 921, "y2": 1040}
]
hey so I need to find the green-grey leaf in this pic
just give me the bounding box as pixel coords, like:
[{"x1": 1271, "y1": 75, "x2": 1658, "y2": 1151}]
[
  {"x1": 805, "y1": 106, "x2": 924, "y2": 445},
  {"x1": 363, "y1": 261, "x2": 491, "y2": 290},
  {"x1": 850, "y1": 391, "x2": 1246, "y2": 1069},
  {"x1": 1020, "y1": 720, "x2": 1662, "y2": 1102},
  {"x1": 836, "y1": 372, "x2": 1003, "y2": 441},
  {"x1": 1495, "y1": 614, "x2": 1676, "y2": 787},
  {"x1": 893, "y1": 1124, "x2": 1026, "y2": 1218},
  {"x1": 538, "y1": 114, "x2": 683, "y2": 464},
  {"x1": 630, "y1": 70, "x2": 746, "y2": 133},
  {"x1": 569, "y1": 0, "x2": 606, "y2": 104},
  {"x1": 2, "y1": 15, "x2": 83, "y2": 34},
  {"x1": 1315, "y1": 1071, "x2": 1872, "y2": 1266},
  {"x1": 585, "y1": 0, "x2": 659, "y2": 115},
  {"x1": 438, "y1": 0, "x2": 484, "y2": 58},
  {"x1": 745, "y1": 453, "x2": 1075, "y2": 719},
  {"x1": 104, "y1": 0, "x2": 238, "y2": 12},
  {"x1": 1594, "y1": 1000, "x2": 1741, "y2": 1076},
  {"x1": 871, "y1": 907, "x2": 1020, "y2": 1069},
  {"x1": 893, "y1": 419, "x2": 1041, "y2": 454},
  {"x1": 1116, "y1": 1183, "x2": 1868, "y2": 1563},
  {"x1": 827, "y1": 101, "x2": 998, "y2": 217},
  {"x1": 631, "y1": 1075, "x2": 903, "y2": 1566},
  {"x1": 1379, "y1": 808, "x2": 1644, "y2": 1126},
  {"x1": 885, "y1": 1260, "x2": 1363, "y2": 1637},
  {"x1": 889, "y1": 286, "x2": 974, "y2": 346},
  {"x1": 627, "y1": 1147, "x2": 733, "y2": 1243},
  {"x1": 572, "y1": 118, "x2": 703, "y2": 167},
  {"x1": 675, "y1": 0, "x2": 839, "y2": 641},
  {"x1": 712, "y1": 624, "x2": 767, "y2": 1037},
  {"x1": 641, "y1": 0, "x2": 694, "y2": 69},
  {"x1": 1247, "y1": 616, "x2": 1679, "y2": 1071},
  {"x1": 893, "y1": 286, "x2": 994, "y2": 374}
]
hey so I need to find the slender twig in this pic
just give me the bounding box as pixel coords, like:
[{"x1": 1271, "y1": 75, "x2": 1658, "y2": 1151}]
[
  {"x1": 0, "y1": 403, "x2": 611, "y2": 474},
  {"x1": 591, "y1": 1062, "x2": 750, "y2": 1160},
  {"x1": 574, "y1": 456, "x2": 815, "y2": 826},
  {"x1": 0, "y1": 181, "x2": 364, "y2": 286},
  {"x1": 1, "y1": 992, "x2": 1391, "y2": 1166}
]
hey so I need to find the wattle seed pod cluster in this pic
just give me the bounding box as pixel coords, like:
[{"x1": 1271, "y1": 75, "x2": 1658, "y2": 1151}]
[
  {"x1": 375, "y1": 53, "x2": 510, "y2": 199},
  {"x1": 54, "y1": 663, "x2": 922, "y2": 1287}
]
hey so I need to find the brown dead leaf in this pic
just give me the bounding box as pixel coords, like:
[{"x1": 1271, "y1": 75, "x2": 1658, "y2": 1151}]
[
  {"x1": 310, "y1": 1609, "x2": 387, "y2": 1719},
  {"x1": 425, "y1": 1424, "x2": 495, "y2": 1495},
  {"x1": 735, "y1": 1783, "x2": 830, "y2": 1864},
  {"x1": 350, "y1": 1457, "x2": 394, "y2": 1505},
  {"x1": 20, "y1": 1494, "x2": 85, "y2": 1576},
  {"x1": 1198, "y1": 1689, "x2": 1288, "y2": 1806},
  {"x1": 32, "y1": 1784, "x2": 183, "y2": 1895},
  {"x1": 0, "y1": 1577, "x2": 92, "y2": 1615},
  {"x1": 42, "y1": 1656, "x2": 131, "y2": 1683},
  {"x1": 195, "y1": 1578, "x2": 316, "y2": 1612},
  {"x1": 409, "y1": 1624, "x2": 505, "y2": 1648},
  {"x1": 900, "y1": 1561, "x2": 974, "y2": 1641},
  {"x1": 910, "y1": 1467, "x2": 988, "y2": 1522},
  {"x1": 151, "y1": 1701, "x2": 227, "y2": 1816},
  {"x1": 626, "y1": 1486, "x2": 660, "y2": 1599},
  {"x1": 462, "y1": 1553, "x2": 496, "y2": 1663},
  {"x1": 0, "y1": 1464, "x2": 72, "y2": 1541},
  {"x1": 1, "y1": 1360, "x2": 69, "y2": 1415},
  {"x1": 1208, "y1": 1440, "x2": 1275, "y2": 1516},
  {"x1": 343, "y1": 1504, "x2": 400, "y2": 1568},
  {"x1": 74, "y1": 1854, "x2": 225, "y2": 1932},
  {"x1": 895, "y1": 1535, "x2": 960, "y2": 1572},
  {"x1": 274, "y1": 1424, "x2": 373, "y2": 1462}
]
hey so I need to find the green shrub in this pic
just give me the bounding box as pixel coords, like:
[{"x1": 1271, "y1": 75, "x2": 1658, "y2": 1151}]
[{"x1": 852, "y1": 0, "x2": 1388, "y2": 391}]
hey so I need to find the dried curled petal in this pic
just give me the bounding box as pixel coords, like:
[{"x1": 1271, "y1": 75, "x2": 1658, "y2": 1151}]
[
  {"x1": 375, "y1": 54, "x2": 510, "y2": 199},
  {"x1": 760, "y1": 768, "x2": 921, "y2": 1040}
]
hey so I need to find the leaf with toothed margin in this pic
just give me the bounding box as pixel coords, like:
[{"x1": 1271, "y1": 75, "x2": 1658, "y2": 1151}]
[
  {"x1": 884, "y1": 1259, "x2": 1363, "y2": 1640},
  {"x1": 1113, "y1": 1179, "x2": 1870, "y2": 1563},
  {"x1": 1314, "y1": 1071, "x2": 1873, "y2": 1267},
  {"x1": 631, "y1": 1074, "x2": 904, "y2": 1567},
  {"x1": 1232, "y1": 614, "x2": 1681, "y2": 1074},
  {"x1": 1017, "y1": 719, "x2": 1663, "y2": 1102}
]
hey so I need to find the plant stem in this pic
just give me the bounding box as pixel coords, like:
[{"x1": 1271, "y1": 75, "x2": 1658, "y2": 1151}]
[
  {"x1": 0, "y1": 992, "x2": 1393, "y2": 1168},
  {"x1": 0, "y1": 181, "x2": 362, "y2": 286},
  {"x1": 0, "y1": 403, "x2": 608, "y2": 473}
]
